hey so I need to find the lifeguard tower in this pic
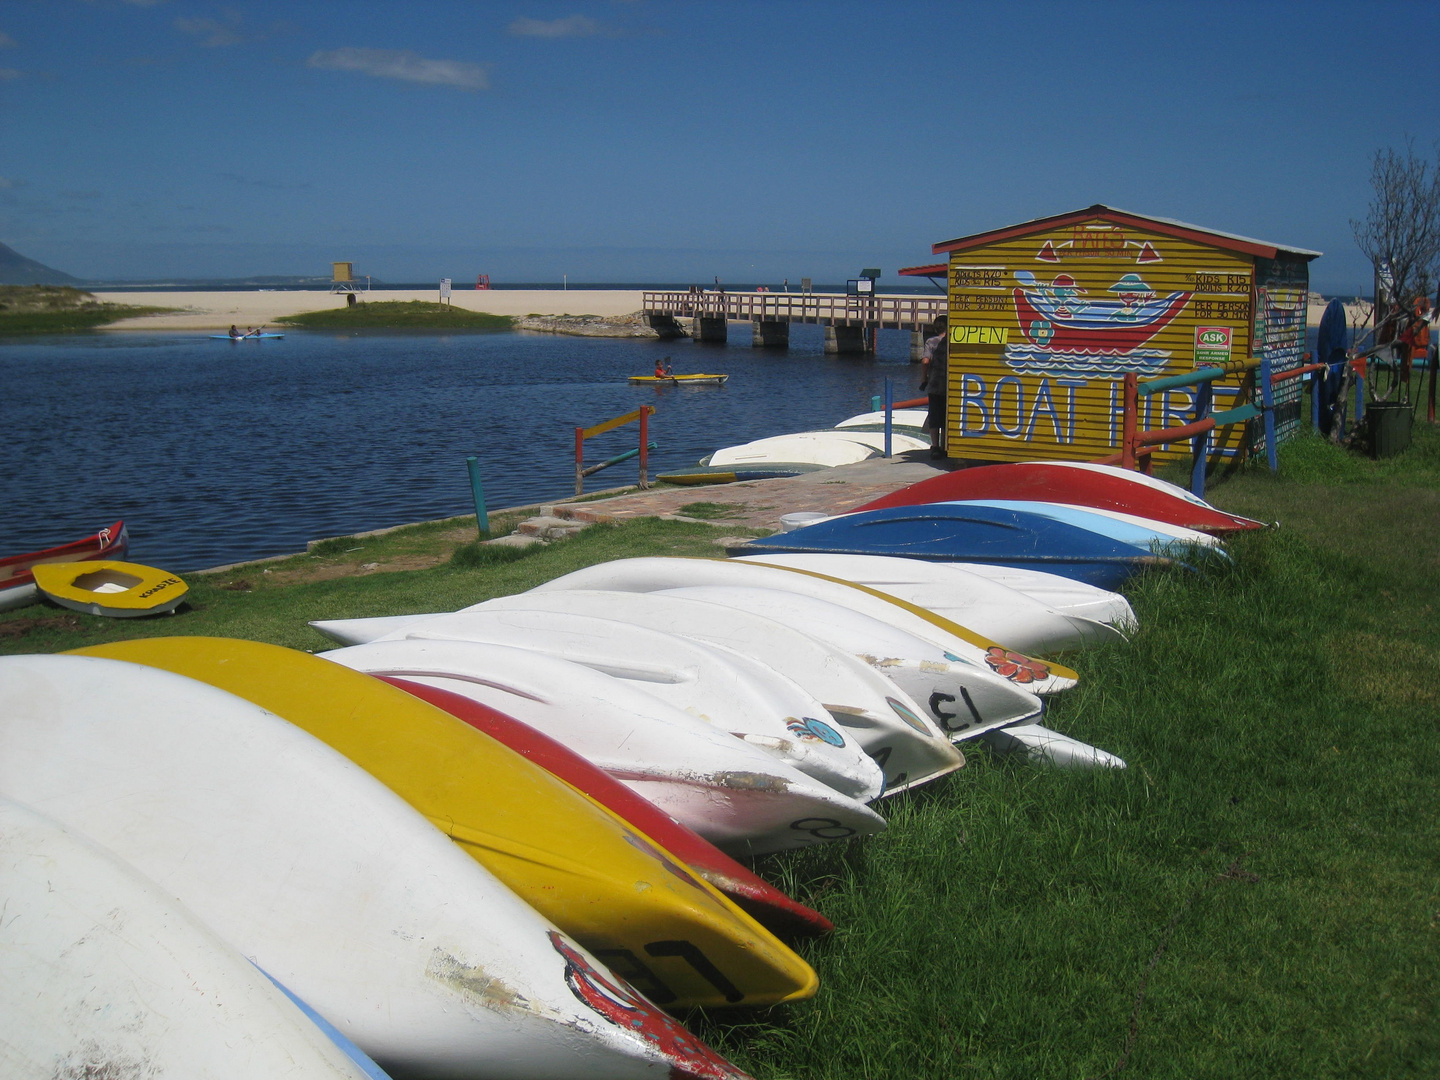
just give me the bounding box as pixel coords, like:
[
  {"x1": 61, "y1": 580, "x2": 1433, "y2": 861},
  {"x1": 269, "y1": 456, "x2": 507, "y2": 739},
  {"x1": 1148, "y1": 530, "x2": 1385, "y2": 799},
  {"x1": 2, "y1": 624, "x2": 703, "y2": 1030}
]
[{"x1": 330, "y1": 262, "x2": 370, "y2": 296}]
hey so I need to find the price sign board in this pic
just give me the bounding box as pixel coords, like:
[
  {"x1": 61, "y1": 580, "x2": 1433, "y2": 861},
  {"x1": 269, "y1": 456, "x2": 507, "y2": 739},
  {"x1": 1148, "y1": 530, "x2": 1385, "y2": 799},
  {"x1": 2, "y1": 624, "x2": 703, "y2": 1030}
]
[{"x1": 440, "y1": 278, "x2": 452, "y2": 300}]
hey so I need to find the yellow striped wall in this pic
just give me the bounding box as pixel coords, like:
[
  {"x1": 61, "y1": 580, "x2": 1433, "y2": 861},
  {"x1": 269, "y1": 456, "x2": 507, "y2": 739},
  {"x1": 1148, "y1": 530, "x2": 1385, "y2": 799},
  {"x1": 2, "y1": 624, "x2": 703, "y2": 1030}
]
[{"x1": 943, "y1": 218, "x2": 1259, "y2": 464}]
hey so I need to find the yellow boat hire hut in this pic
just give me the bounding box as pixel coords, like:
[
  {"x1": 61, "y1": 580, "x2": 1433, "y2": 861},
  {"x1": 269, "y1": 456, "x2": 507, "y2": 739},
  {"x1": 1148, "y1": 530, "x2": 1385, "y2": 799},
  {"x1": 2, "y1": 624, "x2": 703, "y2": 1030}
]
[{"x1": 901, "y1": 205, "x2": 1321, "y2": 465}]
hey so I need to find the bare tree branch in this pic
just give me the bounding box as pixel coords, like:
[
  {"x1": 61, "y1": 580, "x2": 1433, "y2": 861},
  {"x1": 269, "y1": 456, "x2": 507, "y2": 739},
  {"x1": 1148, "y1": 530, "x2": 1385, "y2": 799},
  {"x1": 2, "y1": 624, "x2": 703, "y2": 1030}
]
[{"x1": 1351, "y1": 140, "x2": 1440, "y2": 337}]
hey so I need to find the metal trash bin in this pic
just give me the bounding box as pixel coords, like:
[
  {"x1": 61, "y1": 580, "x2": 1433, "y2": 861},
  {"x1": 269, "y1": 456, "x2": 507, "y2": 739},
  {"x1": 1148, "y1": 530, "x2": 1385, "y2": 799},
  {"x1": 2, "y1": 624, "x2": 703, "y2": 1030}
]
[{"x1": 1366, "y1": 401, "x2": 1412, "y2": 458}]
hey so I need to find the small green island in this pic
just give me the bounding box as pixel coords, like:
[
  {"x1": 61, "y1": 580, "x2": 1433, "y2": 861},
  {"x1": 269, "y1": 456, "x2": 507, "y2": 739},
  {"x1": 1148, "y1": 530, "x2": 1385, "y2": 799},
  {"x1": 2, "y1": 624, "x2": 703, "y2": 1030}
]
[
  {"x1": 0, "y1": 286, "x2": 174, "y2": 334},
  {"x1": 276, "y1": 300, "x2": 513, "y2": 330}
]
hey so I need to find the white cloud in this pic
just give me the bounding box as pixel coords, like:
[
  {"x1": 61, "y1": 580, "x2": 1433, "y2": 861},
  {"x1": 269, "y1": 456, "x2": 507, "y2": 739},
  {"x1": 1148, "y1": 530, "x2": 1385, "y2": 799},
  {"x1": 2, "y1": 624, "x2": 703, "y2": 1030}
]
[
  {"x1": 507, "y1": 15, "x2": 605, "y2": 38},
  {"x1": 308, "y1": 47, "x2": 488, "y2": 91},
  {"x1": 174, "y1": 16, "x2": 245, "y2": 47}
]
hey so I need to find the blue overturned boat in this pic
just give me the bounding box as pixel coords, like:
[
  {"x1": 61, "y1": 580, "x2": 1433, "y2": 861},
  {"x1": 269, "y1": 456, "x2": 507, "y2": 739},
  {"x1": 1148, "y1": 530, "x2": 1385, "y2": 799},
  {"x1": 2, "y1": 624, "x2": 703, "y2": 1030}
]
[
  {"x1": 938, "y1": 500, "x2": 1230, "y2": 561},
  {"x1": 736, "y1": 503, "x2": 1186, "y2": 590}
]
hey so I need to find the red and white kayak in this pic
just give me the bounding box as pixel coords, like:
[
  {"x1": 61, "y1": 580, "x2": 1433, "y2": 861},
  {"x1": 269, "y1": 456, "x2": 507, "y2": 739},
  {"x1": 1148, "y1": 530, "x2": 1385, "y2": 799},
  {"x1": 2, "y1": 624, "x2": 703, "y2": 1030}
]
[
  {"x1": 852, "y1": 462, "x2": 1265, "y2": 536},
  {"x1": 379, "y1": 675, "x2": 835, "y2": 939},
  {"x1": 0, "y1": 521, "x2": 128, "y2": 612}
]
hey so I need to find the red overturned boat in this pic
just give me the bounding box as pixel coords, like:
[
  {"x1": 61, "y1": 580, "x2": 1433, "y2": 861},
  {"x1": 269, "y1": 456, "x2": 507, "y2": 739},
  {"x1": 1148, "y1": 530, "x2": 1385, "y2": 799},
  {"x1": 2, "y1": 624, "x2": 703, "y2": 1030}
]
[
  {"x1": 379, "y1": 675, "x2": 835, "y2": 940},
  {"x1": 0, "y1": 521, "x2": 128, "y2": 612},
  {"x1": 854, "y1": 462, "x2": 1265, "y2": 536}
]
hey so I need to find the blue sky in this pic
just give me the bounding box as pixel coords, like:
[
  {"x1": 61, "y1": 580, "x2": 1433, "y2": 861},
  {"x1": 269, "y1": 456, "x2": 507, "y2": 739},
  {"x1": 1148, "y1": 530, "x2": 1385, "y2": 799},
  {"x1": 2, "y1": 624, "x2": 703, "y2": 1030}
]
[{"x1": 1, "y1": 0, "x2": 1436, "y2": 291}]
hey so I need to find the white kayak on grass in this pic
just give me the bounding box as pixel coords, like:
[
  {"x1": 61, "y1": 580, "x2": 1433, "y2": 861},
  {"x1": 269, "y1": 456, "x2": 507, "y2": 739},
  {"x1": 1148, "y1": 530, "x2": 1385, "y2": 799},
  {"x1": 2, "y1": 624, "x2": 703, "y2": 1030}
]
[
  {"x1": 0, "y1": 654, "x2": 743, "y2": 1080},
  {"x1": 981, "y1": 722, "x2": 1126, "y2": 770},
  {"x1": 0, "y1": 796, "x2": 382, "y2": 1080},
  {"x1": 734, "y1": 553, "x2": 1125, "y2": 653},
  {"x1": 708, "y1": 429, "x2": 928, "y2": 469},
  {"x1": 655, "y1": 584, "x2": 1042, "y2": 742},
  {"x1": 466, "y1": 590, "x2": 963, "y2": 794},
  {"x1": 947, "y1": 562, "x2": 1138, "y2": 631},
  {"x1": 321, "y1": 638, "x2": 886, "y2": 856},
  {"x1": 530, "y1": 557, "x2": 1080, "y2": 696},
  {"x1": 377, "y1": 608, "x2": 885, "y2": 802},
  {"x1": 834, "y1": 408, "x2": 930, "y2": 431}
]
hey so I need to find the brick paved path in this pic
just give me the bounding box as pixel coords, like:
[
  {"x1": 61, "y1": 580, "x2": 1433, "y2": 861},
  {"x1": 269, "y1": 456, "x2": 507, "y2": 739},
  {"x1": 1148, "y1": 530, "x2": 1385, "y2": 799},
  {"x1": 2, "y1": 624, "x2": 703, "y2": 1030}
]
[{"x1": 550, "y1": 449, "x2": 962, "y2": 532}]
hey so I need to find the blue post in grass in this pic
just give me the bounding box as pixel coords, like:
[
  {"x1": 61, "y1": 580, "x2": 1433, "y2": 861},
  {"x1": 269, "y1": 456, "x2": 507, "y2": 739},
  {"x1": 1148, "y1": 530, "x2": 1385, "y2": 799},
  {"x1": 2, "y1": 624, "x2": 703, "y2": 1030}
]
[
  {"x1": 1260, "y1": 354, "x2": 1278, "y2": 472},
  {"x1": 465, "y1": 456, "x2": 489, "y2": 535},
  {"x1": 1191, "y1": 380, "x2": 1212, "y2": 497},
  {"x1": 1311, "y1": 366, "x2": 1322, "y2": 431},
  {"x1": 883, "y1": 377, "x2": 893, "y2": 457}
]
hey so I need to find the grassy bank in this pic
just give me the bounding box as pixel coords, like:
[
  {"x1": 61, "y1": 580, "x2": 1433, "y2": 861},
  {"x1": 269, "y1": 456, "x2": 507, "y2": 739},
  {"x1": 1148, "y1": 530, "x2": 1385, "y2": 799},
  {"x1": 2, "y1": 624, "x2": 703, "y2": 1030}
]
[
  {"x1": 2, "y1": 426, "x2": 1437, "y2": 1078},
  {"x1": 0, "y1": 285, "x2": 173, "y2": 334},
  {"x1": 276, "y1": 300, "x2": 513, "y2": 330}
]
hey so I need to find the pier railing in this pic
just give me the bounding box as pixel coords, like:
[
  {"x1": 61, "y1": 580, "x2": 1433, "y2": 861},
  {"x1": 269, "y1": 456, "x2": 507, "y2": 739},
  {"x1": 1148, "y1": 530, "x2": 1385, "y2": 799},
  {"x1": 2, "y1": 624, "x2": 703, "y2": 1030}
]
[{"x1": 642, "y1": 291, "x2": 946, "y2": 331}]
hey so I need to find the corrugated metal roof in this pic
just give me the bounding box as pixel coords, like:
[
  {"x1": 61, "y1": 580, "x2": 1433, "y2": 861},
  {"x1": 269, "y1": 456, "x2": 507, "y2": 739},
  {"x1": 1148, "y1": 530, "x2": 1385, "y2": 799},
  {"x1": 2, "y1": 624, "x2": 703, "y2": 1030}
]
[{"x1": 930, "y1": 204, "x2": 1322, "y2": 261}]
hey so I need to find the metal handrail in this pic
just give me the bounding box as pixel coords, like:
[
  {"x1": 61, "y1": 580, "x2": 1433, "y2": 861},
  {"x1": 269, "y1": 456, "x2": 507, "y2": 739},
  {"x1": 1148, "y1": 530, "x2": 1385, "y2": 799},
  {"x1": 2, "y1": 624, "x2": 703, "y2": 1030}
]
[{"x1": 642, "y1": 290, "x2": 945, "y2": 330}]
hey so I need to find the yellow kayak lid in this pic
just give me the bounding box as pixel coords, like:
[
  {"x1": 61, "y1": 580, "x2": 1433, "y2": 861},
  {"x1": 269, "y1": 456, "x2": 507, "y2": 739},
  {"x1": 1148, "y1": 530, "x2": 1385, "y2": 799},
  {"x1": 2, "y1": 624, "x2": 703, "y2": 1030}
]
[
  {"x1": 35, "y1": 560, "x2": 187, "y2": 618},
  {"x1": 71, "y1": 636, "x2": 817, "y2": 1009}
]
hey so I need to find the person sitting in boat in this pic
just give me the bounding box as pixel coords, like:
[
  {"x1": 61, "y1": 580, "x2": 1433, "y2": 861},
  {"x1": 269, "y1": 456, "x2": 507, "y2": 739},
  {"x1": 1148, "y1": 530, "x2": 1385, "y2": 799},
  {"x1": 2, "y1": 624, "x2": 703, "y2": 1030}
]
[
  {"x1": 246, "y1": 327, "x2": 263, "y2": 338},
  {"x1": 228, "y1": 325, "x2": 242, "y2": 339},
  {"x1": 654, "y1": 359, "x2": 667, "y2": 378}
]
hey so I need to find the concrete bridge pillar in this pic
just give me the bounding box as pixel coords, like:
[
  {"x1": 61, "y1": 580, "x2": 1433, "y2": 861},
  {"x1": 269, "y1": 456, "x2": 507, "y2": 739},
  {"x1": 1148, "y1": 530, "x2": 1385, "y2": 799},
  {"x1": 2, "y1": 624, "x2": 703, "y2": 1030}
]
[
  {"x1": 751, "y1": 320, "x2": 790, "y2": 348},
  {"x1": 825, "y1": 325, "x2": 872, "y2": 355},
  {"x1": 910, "y1": 330, "x2": 926, "y2": 362},
  {"x1": 692, "y1": 316, "x2": 728, "y2": 343},
  {"x1": 646, "y1": 314, "x2": 688, "y2": 339}
]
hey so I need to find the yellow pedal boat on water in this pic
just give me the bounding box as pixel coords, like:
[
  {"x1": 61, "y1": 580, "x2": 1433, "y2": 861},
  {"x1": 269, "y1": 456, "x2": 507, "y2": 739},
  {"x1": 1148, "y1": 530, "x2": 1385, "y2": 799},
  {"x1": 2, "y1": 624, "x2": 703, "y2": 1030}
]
[
  {"x1": 628, "y1": 373, "x2": 728, "y2": 385},
  {"x1": 34, "y1": 560, "x2": 187, "y2": 617},
  {"x1": 72, "y1": 637, "x2": 817, "y2": 1010}
]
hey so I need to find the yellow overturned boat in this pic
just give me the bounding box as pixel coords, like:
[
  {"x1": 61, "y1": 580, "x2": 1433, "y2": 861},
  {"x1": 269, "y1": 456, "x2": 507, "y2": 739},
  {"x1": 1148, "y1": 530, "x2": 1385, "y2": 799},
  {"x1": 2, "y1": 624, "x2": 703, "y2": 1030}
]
[
  {"x1": 72, "y1": 636, "x2": 817, "y2": 1010},
  {"x1": 34, "y1": 560, "x2": 187, "y2": 617}
]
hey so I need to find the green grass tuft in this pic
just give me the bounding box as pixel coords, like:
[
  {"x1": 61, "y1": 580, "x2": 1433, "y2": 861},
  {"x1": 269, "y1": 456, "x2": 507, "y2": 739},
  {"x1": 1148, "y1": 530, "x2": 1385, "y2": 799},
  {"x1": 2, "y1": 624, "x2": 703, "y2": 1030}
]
[{"x1": 275, "y1": 300, "x2": 513, "y2": 330}]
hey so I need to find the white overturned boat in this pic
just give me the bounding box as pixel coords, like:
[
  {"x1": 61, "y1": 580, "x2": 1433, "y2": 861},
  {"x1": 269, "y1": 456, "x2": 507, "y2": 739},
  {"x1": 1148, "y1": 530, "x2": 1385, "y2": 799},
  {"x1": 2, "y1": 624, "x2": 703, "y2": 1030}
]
[
  {"x1": 834, "y1": 407, "x2": 930, "y2": 432},
  {"x1": 320, "y1": 638, "x2": 886, "y2": 855},
  {"x1": 452, "y1": 590, "x2": 961, "y2": 793},
  {"x1": 0, "y1": 797, "x2": 381, "y2": 1080},
  {"x1": 707, "y1": 429, "x2": 928, "y2": 469},
  {"x1": 946, "y1": 561, "x2": 1138, "y2": 630},
  {"x1": 530, "y1": 557, "x2": 1080, "y2": 696},
  {"x1": 370, "y1": 607, "x2": 885, "y2": 802},
  {"x1": 734, "y1": 553, "x2": 1126, "y2": 653},
  {"x1": 0, "y1": 654, "x2": 744, "y2": 1080}
]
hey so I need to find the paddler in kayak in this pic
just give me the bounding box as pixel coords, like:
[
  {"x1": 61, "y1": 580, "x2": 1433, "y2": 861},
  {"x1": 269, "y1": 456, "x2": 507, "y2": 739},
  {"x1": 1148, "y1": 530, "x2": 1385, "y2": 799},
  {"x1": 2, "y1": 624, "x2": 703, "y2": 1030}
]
[{"x1": 228, "y1": 325, "x2": 242, "y2": 339}]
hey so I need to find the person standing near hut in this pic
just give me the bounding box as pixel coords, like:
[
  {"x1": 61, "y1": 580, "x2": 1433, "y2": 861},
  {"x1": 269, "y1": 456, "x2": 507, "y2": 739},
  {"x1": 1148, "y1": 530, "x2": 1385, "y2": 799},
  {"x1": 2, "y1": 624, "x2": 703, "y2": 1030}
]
[{"x1": 919, "y1": 314, "x2": 949, "y2": 459}]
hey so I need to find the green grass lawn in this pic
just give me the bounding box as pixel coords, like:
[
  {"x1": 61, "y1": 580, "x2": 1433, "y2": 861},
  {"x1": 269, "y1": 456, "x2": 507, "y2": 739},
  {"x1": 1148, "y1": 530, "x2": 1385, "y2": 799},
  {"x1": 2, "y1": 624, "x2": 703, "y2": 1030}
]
[
  {"x1": 3, "y1": 422, "x2": 1437, "y2": 1078},
  {"x1": 275, "y1": 300, "x2": 513, "y2": 330}
]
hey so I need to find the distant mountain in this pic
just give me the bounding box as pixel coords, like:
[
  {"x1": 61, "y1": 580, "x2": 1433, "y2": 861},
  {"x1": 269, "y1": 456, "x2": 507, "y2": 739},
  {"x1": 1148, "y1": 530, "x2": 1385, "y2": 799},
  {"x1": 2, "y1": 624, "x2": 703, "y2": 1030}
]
[{"x1": 0, "y1": 242, "x2": 81, "y2": 286}]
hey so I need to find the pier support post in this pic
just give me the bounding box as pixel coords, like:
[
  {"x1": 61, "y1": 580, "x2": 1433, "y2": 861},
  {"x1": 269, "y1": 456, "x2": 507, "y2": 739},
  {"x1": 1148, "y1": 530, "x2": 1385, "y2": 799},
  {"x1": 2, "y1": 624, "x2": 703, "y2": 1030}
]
[
  {"x1": 646, "y1": 314, "x2": 687, "y2": 339},
  {"x1": 692, "y1": 316, "x2": 727, "y2": 343},
  {"x1": 751, "y1": 320, "x2": 790, "y2": 348},
  {"x1": 825, "y1": 325, "x2": 871, "y2": 355},
  {"x1": 910, "y1": 330, "x2": 926, "y2": 362}
]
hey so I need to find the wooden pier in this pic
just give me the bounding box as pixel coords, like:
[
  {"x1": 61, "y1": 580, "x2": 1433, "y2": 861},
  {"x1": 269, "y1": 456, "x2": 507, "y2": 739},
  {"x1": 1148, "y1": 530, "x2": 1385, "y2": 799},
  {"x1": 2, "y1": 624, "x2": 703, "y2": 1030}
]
[{"x1": 641, "y1": 290, "x2": 946, "y2": 354}]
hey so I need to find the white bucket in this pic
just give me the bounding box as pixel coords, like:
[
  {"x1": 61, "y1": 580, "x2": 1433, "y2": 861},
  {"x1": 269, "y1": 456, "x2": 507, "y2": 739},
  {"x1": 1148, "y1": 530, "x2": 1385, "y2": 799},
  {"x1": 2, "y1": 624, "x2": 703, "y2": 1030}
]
[{"x1": 779, "y1": 512, "x2": 831, "y2": 532}]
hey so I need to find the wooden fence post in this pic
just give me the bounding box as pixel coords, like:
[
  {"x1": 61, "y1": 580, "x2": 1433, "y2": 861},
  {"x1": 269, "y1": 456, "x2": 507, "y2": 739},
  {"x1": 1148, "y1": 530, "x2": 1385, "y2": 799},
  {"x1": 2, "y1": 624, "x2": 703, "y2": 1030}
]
[
  {"x1": 1121, "y1": 373, "x2": 1138, "y2": 470},
  {"x1": 574, "y1": 427, "x2": 584, "y2": 496}
]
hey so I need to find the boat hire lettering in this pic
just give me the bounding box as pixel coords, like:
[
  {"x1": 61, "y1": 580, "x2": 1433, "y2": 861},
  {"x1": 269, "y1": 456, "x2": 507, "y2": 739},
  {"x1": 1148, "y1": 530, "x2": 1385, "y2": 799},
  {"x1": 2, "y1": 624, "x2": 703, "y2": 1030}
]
[
  {"x1": 952, "y1": 267, "x2": 1004, "y2": 289},
  {"x1": 954, "y1": 373, "x2": 1087, "y2": 443},
  {"x1": 1193, "y1": 299, "x2": 1250, "y2": 321},
  {"x1": 950, "y1": 325, "x2": 1008, "y2": 346},
  {"x1": 1190, "y1": 272, "x2": 1251, "y2": 294}
]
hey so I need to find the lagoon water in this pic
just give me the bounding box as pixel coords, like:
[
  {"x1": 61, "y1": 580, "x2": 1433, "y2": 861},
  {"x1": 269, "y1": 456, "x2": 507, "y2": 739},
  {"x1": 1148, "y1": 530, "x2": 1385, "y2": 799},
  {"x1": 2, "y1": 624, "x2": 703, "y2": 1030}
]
[{"x1": 2, "y1": 326, "x2": 917, "y2": 572}]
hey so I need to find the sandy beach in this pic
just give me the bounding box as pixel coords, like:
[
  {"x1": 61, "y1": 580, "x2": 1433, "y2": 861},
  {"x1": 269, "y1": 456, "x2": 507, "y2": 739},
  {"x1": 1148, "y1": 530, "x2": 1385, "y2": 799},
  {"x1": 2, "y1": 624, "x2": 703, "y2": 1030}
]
[
  {"x1": 94, "y1": 289, "x2": 648, "y2": 331},
  {"x1": 93, "y1": 288, "x2": 1373, "y2": 332}
]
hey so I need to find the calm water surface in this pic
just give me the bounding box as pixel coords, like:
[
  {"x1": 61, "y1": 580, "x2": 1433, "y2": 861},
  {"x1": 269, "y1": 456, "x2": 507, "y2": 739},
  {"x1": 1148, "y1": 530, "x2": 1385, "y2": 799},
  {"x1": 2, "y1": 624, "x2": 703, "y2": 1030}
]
[{"x1": 1, "y1": 326, "x2": 918, "y2": 571}]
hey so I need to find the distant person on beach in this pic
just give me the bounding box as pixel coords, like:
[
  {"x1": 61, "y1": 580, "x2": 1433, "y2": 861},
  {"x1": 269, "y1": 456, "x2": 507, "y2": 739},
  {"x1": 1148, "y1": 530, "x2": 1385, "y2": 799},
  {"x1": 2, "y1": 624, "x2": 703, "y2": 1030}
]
[
  {"x1": 920, "y1": 314, "x2": 949, "y2": 459},
  {"x1": 714, "y1": 276, "x2": 724, "y2": 294}
]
